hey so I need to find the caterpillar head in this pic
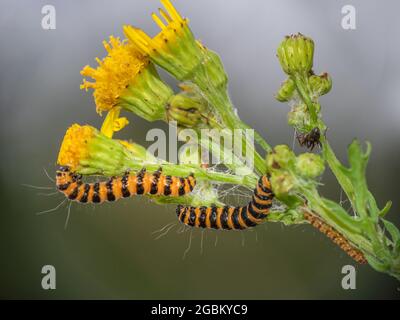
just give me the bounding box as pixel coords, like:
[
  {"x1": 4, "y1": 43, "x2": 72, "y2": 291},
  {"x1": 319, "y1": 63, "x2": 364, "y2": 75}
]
[{"x1": 56, "y1": 166, "x2": 82, "y2": 185}]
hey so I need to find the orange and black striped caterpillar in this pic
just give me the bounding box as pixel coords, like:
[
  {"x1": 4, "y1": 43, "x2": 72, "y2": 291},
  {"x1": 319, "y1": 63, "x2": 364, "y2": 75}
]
[
  {"x1": 56, "y1": 166, "x2": 196, "y2": 204},
  {"x1": 303, "y1": 211, "x2": 367, "y2": 264},
  {"x1": 176, "y1": 174, "x2": 366, "y2": 264},
  {"x1": 176, "y1": 175, "x2": 274, "y2": 230}
]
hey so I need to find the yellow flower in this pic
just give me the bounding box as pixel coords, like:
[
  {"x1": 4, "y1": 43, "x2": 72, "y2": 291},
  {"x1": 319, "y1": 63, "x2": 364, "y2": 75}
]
[
  {"x1": 123, "y1": 0, "x2": 235, "y2": 130},
  {"x1": 81, "y1": 35, "x2": 173, "y2": 121},
  {"x1": 56, "y1": 124, "x2": 155, "y2": 176},
  {"x1": 81, "y1": 36, "x2": 146, "y2": 114},
  {"x1": 125, "y1": 0, "x2": 186, "y2": 53},
  {"x1": 123, "y1": 0, "x2": 203, "y2": 80},
  {"x1": 57, "y1": 124, "x2": 95, "y2": 171}
]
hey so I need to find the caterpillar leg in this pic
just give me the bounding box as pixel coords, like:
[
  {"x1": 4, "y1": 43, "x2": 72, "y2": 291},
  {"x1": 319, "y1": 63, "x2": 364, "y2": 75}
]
[
  {"x1": 55, "y1": 166, "x2": 196, "y2": 204},
  {"x1": 176, "y1": 175, "x2": 274, "y2": 230}
]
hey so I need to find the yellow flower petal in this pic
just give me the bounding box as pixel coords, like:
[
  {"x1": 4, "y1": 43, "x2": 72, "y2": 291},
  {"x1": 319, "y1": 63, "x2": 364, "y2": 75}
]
[
  {"x1": 113, "y1": 117, "x2": 129, "y2": 132},
  {"x1": 100, "y1": 107, "x2": 130, "y2": 138}
]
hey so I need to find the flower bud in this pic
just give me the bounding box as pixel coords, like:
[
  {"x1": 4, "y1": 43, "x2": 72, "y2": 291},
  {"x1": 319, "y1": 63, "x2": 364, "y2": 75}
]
[
  {"x1": 167, "y1": 89, "x2": 208, "y2": 127},
  {"x1": 267, "y1": 145, "x2": 296, "y2": 171},
  {"x1": 277, "y1": 33, "x2": 314, "y2": 75},
  {"x1": 309, "y1": 72, "x2": 332, "y2": 96},
  {"x1": 270, "y1": 172, "x2": 295, "y2": 197},
  {"x1": 295, "y1": 153, "x2": 325, "y2": 179},
  {"x1": 275, "y1": 78, "x2": 295, "y2": 102}
]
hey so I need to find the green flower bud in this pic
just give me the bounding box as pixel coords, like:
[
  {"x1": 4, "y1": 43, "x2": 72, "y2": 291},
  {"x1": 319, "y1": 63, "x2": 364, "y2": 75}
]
[
  {"x1": 309, "y1": 72, "x2": 332, "y2": 96},
  {"x1": 295, "y1": 153, "x2": 325, "y2": 179},
  {"x1": 276, "y1": 78, "x2": 295, "y2": 102},
  {"x1": 277, "y1": 33, "x2": 314, "y2": 75},
  {"x1": 267, "y1": 145, "x2": 296, "y2": 171},
  {"x1": 270, "y1": 172, "x2": 295, "y2": 197},
  {"x1": 167, "y1": 89, "x2": 208, "y2": 128}
]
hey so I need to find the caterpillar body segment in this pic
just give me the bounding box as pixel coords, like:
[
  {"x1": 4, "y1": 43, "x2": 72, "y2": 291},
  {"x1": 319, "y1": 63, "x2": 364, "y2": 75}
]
[
  {"x1": 56, "y1": 166, "x2": 196, "y2": 204},
  {"x1": 176, "y1": 175, "x2": 274, "y2": 230}
]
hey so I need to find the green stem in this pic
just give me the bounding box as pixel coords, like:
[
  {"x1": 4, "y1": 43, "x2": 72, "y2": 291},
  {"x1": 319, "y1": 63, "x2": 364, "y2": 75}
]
[
  {"x1": 291, "y1": 73, "x2": 318, "y2": 124},
  {"x1": 191, "y1": 67, "x2": 270, "y2": 174},
  {"x1": 141, "y1": 163, "x2": 258, "y2": 188},
  {"x1": 201, "y1": 114, "x2": 266, "y2": 175}
]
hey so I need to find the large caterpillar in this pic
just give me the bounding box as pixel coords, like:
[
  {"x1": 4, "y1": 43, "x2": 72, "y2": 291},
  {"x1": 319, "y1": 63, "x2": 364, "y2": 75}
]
[
  {"x1": 176, "y1": 174, "x2": 366, "y2": 264},
  {"x1": 176, "y1": 175, "x2": 274, "y2": 230},
  {"x1": 56, "y1": 166, "x2": 196, "y2": 203},
  {"x1": 303, "y1": 211, "x2": 367, "y2": 264}
]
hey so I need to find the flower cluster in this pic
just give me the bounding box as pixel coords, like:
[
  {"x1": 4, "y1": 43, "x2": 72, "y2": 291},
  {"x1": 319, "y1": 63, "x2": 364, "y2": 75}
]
[
  {"x1": 53, "y1": 0, "x2": 400, "y2": 280},
  {"x1": 275, "y1": 33, "x2": 331, "y2": 140},
  {"x1": 58, "y1": 0, "x2": 231, "y2": 174},
  {"x1": 266, "y1": 145, "x2": 324, "y2": 199}
]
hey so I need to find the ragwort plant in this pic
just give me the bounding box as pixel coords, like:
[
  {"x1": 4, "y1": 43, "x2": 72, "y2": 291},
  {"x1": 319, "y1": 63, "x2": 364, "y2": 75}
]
[{"x1": 56, "y1": 0, "x2": 399, "y2": 280}]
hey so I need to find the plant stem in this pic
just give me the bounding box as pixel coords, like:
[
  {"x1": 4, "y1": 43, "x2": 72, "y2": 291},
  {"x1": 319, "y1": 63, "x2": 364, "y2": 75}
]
[
  {"x1": 191, "y1": 67, "x2": 270, "y2": 174},
  {"x1": 291, "y1": 73, "x2": 318, "y2": 124}
]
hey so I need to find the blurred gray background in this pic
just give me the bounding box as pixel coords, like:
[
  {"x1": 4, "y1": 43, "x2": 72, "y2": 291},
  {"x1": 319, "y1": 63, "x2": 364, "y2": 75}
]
[{"x1": 0, "y1": 0, "x2": 399, "y2": 299}]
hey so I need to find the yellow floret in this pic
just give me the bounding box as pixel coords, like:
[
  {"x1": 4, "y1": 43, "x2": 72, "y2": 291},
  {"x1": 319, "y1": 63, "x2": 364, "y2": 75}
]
[
  {"x1": 80, "y1": 36, "x2": 147, "y2": 114},
  {"x1": 123, "y1": 0, "x2": 188, "y2": 55},
  {"x1": 57, "y1": 124, "x2": 96, "y2": 170}
]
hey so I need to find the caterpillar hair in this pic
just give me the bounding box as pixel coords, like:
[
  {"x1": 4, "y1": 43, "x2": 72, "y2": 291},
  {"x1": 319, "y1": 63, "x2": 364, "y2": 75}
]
[
  {"x1": 56, "y1": 166, "x2": 196, "y2": 204},
  {"x1": 303, "y1": 211, "x2": 367, "y2": 264},
  {"x1": 176, "y1": 175, "x2": 274, "y2": 230}
]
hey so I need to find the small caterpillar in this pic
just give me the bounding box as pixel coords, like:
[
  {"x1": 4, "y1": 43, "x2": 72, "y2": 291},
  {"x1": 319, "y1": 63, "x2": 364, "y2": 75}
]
[
  {"x1": 176, "y1": 175, "x2": 274, "y2": 230},
  {"x1": 303, "y1": 211, "x2": 367, "y2": 264},
  {"x1": 56, "y1": 166, "x2": 196, "y2": 204}
]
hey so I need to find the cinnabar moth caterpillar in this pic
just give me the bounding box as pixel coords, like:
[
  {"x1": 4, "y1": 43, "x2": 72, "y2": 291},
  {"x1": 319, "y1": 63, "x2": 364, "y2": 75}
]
[
  {"x1": 56, "y1": 166, "x2": 196, "y2": 204},
  {"x1": 176, "y1": 175, "x2": 274, "y2": 230},
  {"x1": 303, "y1": 211, "x2": 367, "y2": 264}
]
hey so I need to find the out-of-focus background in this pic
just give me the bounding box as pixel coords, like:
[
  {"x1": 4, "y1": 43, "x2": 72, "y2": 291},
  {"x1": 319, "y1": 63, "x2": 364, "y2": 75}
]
[{"x1": 1, "y1": 0, "x2": 399, "y2": 299}]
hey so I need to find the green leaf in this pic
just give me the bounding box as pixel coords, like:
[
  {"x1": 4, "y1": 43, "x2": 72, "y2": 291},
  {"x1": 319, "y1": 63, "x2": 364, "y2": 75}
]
[
  {"x1": 382, "y1": 219, "x2": 400, "y2": 249},
  {"x1": 379, "y1": 201, "x2": 392, "y2": 218},
  {"x1": 320, "y1": 198, "x2": 362, "y2": 234},
  {"x1": 345, "y1": 140, "x2": 370, "y2": 218},
  {"x1": 364, "y1": 254, "x2": 388, "y2": 273}
]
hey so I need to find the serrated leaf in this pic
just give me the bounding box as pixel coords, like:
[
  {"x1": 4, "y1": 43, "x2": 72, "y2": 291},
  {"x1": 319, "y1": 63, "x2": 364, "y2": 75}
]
[{"x1": 347, "y1": 140, "x2": 370, "y2": 170}]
